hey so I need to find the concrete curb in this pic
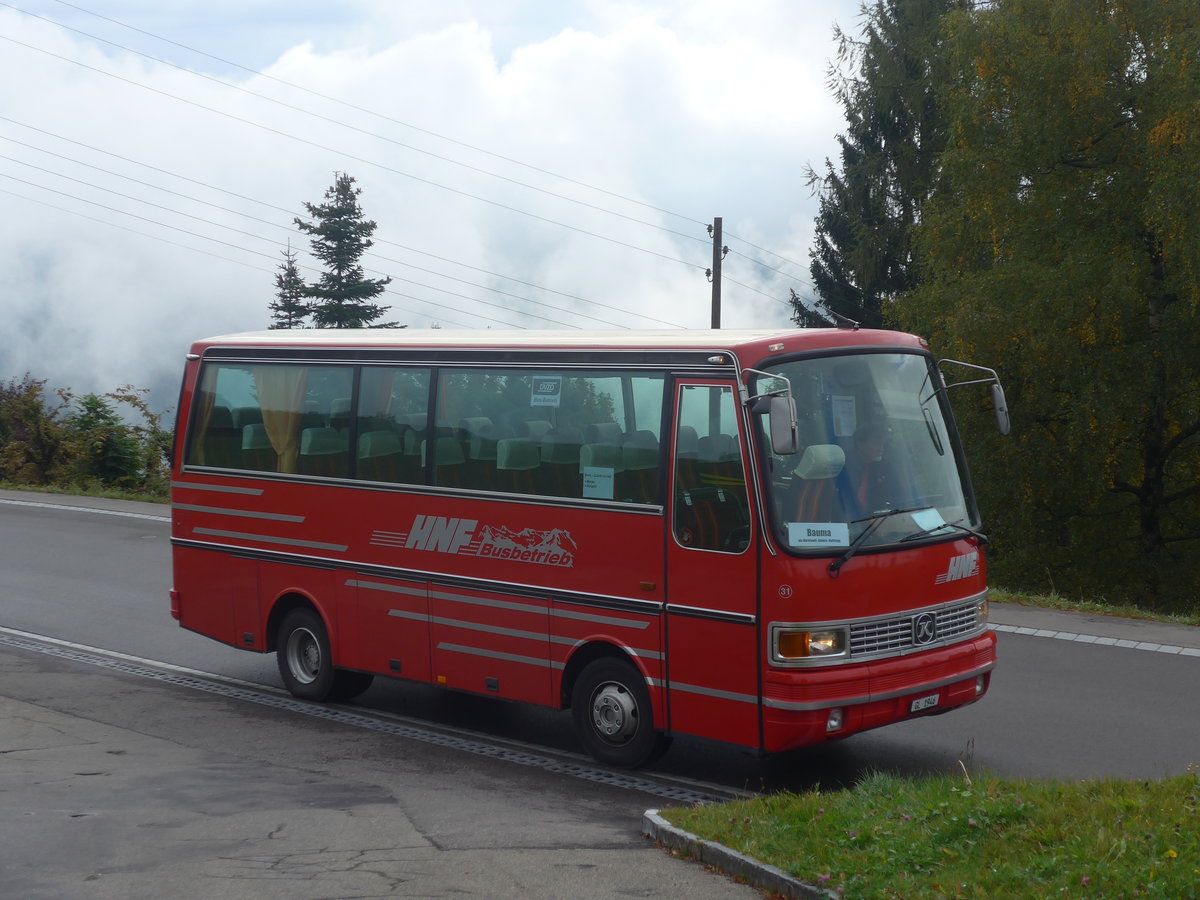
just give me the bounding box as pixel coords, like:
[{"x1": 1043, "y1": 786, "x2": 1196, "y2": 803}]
[{"x1": 643, "y1": 809, "x2": 835, "y2": 900}]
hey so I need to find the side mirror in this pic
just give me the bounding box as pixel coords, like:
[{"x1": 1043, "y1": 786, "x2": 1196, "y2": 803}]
[
  {"x1": 939, "y1": 359, "x2": 1011, "y2": 437},
  {"x1": 768, "y1": 395, "x2": 799, "y2": 456},
  {"x1": 991, "y1": 382, "x2": 1010, "y2": 436}
]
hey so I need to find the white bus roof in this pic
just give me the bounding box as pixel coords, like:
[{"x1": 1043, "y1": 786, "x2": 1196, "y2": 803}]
[{"x1": 193, "y1": 328, "x2": 921, "y2": 354}]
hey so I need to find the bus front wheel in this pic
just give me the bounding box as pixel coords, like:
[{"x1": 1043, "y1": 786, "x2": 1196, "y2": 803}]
[
  {"x1": 276, "y1": 608, "x2": 334, "y2": 701},
  {"x1": 571, "y1": 658, "x2": 668, "y2": 768}
]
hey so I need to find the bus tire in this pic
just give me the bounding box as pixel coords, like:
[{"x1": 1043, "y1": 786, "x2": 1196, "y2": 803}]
[
  {"x1": 571, "y1": 658, "x2": 667, "y2": 768},
  {"x1": 276, "y1": 608, "x2": 335, "y2": 701},
  {"x1": 330, "y1": 670, "x2": 375, "y2": 702}
]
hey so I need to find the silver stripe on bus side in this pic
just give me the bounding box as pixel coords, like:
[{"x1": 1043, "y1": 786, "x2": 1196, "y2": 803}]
[
  {"x1": 386, "y1": 609, "x2": 430, "y2": 623},
  {"x1": 652, "y1": 680, "x2": 760, "y2": 705},
  {"x1": 666, "y1": 603, "x2": 756, "y2": 626},
  {"x1": 430, "y1": 589, "x2": 548, "y2": 617},
  {"x1": 760, "y1": 661, "x2": 996, "y2": 712},
  {"x1": 192, "y1": 527, "x2": 348, "y2": 553},
  {"x1": 436, "y1": 642, "x2": 564, "y2": 670},
  {"x1": 172, "y1": 481, "x2": 264, "y2": 496},
  {"x1": 176, "y1": 503, "x2": 304, "y2": 523},
  {"x1": 175, "y1": 537, "x2": 662, "y2": 620},
  {"x1": 349, "y1": 579, "x2": 426, "y2": 598},
  {"x1": 551, "y1": 607, "x2": 652, "y2": 630},
  {"x1": 429, "y1": 616, "x2": 549, "y2": 644}
]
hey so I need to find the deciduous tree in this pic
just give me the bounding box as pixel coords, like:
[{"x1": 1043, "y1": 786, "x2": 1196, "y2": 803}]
[{"x1": 901, "y1": 0, "x2": 1200, "y2": 608}]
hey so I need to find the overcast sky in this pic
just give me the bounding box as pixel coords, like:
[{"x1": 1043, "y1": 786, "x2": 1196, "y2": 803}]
[{"x1": 0, "y1": 0, "x2": 865, "y2": 411}]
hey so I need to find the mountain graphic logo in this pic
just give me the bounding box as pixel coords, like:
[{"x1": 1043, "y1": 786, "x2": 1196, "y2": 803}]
[{"x1": 473, "y1": 525, "x2": 577, "y2": 567}]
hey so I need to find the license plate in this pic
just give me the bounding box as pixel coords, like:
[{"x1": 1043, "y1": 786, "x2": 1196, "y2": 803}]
[{"x1": 910, "y1": 693, "x2": 940, "y2": 713}]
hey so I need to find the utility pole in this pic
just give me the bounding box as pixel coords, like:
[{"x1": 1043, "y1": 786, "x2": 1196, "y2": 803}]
[{"x1": 708, "y1": 217, "x2": 725, "y2": 329}]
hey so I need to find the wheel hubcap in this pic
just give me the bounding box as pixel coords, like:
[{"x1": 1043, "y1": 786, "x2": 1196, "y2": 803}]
[
  {"x1": 286, "y1": 627, "x2": 321, "y2": 684},
  {"x1": 591, "y1": 682, "x2": 638, "y2": 743}
]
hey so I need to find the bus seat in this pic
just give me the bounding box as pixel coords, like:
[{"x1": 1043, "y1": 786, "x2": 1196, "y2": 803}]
[
  {"x1": 539, "y1": 428, "x2": 582, "y2": 497},
  {"x1": 298, "y1": 427, "x2": 349, "y2": 477},
  {"x1": 522, "y1": 419, "x2": 552, "y2": 441},
  {"x1": 497, "y1": 438, "x2": 540, "y2": 494},
  {"x1": 792, "y1": 444, "x2": 845, "y2": 522},
  {"x1": 699, "y1": 433, "x2": 739, "y2": 462},
  {"x1": 584, "y1": 422, "x2": 622, "y2": 445},
  {"x1": 459, "y1": 416, "x2": 493, "y2": 441},
  {"x1": 231, "y1": 405, "x2": 263, "y2": 430},
  {"x1": 357, "y1": 430, "x2": 403, "y2": 482},
  {"x1": 241, "y1": 423, "x2": 277, "y2": 472},
  {"x1": 579, "y1": 443, "x2": 623, "y2": 473},
  {"x1": 464, "y1": 423, "x2": 511, "y2": 490},
  {"x1": 676, "y1": 425, "x2": 699, "y2": 459},
  {"x1": 330, "y1": 397, "x2": 352, "y2": 432},
  {"x1": 795, "y1": 444, "x2": 845, "y2": 480},
  {"x1": 423, "y1": 436, "x2": 465, "y2": 487},
  {"x1": 619, "y1": 431, "x2": 659, "y2": 503},
  {"x1": 199, "y1": 406, "x2": 239, "y2": 467}
]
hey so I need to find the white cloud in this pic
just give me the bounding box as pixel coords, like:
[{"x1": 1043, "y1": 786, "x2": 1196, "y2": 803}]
[{"x1": 0, "y1": 1, "x2": 861, "y2": 411}]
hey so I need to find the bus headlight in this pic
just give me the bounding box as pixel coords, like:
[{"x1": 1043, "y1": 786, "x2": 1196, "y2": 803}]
[{"x1": 775, "y1": 627, "x2": 847, "y2": 662}]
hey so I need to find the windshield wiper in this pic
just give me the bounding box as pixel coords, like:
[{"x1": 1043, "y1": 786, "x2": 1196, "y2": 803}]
[
  {"x1": 828, "y1": 505, "x2": 933, "y2": 578},
  {"x1": 899, "y1": 518, "x2": 989, "y2": 545}
]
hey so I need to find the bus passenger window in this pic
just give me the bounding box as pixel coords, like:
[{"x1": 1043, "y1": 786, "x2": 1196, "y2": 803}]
[
  {"x1": 673, "y1": 384, "x2": 750, "y2": 552},
  {"x1": 186, "y1": 363, "x2": 353, "y2": 476},
  {"x1": 355, "y1": 367, "x2": 430, "y2": 484}
]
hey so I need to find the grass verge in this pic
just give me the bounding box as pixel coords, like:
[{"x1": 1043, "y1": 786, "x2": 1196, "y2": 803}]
[
  {"x1": 662, "y1": 770, "x2": 1199, "y2": 899},
  {"x1": 990, "y1": 587, "x2": 1200, "y2": 628},
  {"x1": 0, "y1": 480, "x2": 168, "y2": 504}
]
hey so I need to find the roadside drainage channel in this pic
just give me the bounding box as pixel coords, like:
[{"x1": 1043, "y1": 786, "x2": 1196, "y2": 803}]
[{"x1": 0, "y1": 627, "x2": 728, "y2": 806}]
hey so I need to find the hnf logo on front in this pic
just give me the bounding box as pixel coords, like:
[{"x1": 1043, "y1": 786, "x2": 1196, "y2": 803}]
[{"x1": 935, "y1": 551, "x2": 980, "y2": 585}]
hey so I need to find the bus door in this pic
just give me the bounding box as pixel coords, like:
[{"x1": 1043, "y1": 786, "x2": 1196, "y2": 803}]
[{"x1": 665, "y1": 379, "x2": 760, "y2": 747}]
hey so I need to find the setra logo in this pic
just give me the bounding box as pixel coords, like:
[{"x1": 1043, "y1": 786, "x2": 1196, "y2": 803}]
[{"x1": 935, "y1": 551, "x2": 980, "y2": 585}]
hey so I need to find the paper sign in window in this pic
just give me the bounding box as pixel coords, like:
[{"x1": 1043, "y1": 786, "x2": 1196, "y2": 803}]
[{"x1": 582, "y1": 466, "x2": 614, "y2": 499}]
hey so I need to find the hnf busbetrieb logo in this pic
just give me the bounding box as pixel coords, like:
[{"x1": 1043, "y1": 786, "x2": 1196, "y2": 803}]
[{"x1": 373, "y1": 515, "x2": 577, "y2": 568}]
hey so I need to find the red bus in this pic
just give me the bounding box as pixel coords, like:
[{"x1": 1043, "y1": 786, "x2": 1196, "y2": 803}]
[{"x1": 170, "y1": 328, "x2": 1006, "y2": 767}]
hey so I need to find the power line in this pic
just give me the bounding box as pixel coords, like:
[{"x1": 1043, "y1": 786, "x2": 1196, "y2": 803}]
[
  {"x1": 0, "y1": 172, "x2": 531, "y2": 328},
  {"x1": 0, "y1": 184, "x2": 481, "y2": 328},
  {"x1": 0, "y1": 119, "x2": 686, "y2": 328},
  {"x1": 5, "y1": 2, "x2": 711, "y2": 249},
  {"x1": 0, "y1": 30, "x2": 709, "y2": 274},
  {"x1": 41, "y1": 0, "x2": 713, "y2": 233}
]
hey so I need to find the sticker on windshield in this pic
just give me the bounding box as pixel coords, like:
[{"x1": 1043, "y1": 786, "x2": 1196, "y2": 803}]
[
  {"x1": 788, "y1": 522, "x2": 850, "y2": 548},
  {"x1": 911, "y1": 508, "x2": 947, "y2": 532}
]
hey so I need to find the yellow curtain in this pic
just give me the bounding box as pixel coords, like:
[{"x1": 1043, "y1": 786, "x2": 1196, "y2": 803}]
[{"x1": 254, "y1": 366, "x2": 308, "y2": 474}]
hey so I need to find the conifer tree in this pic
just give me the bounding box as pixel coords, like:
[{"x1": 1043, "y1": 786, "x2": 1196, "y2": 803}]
[
  {"x1": 799, "y1": 0, "x2": 965, "y2": 328},
  {"x1": 294, "y1": 173, "x2": 399, "y2": 329},
  {"x1": 269, "y1": 241, "x2": 308, "y2": 329}
]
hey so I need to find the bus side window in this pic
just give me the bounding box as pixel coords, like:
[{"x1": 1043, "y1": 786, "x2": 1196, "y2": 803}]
[
  {"x1": 355, "y1": 367, "x2": 430, "y2": 484},
  {"x1": 673, "y1": 385, "x2": 749, "y2": 552}
]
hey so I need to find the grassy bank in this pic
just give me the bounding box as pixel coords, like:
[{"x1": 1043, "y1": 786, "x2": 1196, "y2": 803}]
[
  {"x1": 0, "y1": 480, "x2": 168, "y2": 504},
  {"x1": 662, "y1": 770, "x2": 1199, "y2": 899},
  {"x1": 990, "y1": 587, "x2": 1200, "y2": 628}
]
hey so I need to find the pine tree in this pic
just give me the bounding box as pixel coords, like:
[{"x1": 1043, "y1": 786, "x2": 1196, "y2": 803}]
[
  {"x1": 799, "y1": 0, "x2": 965, "y2": 329},
  {"x1": 294, "y1": 173, "x2": 399, "y2": 329},
  {"x1": 269, "y1": 241, "x2": 308, "y2": 329}
]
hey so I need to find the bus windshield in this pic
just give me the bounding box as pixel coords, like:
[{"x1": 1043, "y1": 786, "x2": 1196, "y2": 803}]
[{"x1": 755, "y1": 351, "x2": 979, "y2": 554}]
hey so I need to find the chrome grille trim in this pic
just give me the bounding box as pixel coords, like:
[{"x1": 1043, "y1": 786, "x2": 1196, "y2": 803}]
[
  {"x1": 849, "y1": 599, "x2": 983, "y2": 658},
  {"x1": 768, "y1": 591, "x2": 989, "y2": 668}
]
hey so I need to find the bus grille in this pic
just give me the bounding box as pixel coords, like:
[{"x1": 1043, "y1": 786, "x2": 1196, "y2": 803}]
[{"x1": 849, "y1": 600, "x2": 982, "y2": 657}]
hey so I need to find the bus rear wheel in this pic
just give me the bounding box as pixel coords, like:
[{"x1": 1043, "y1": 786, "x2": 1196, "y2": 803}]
[
  {"x1": 571, "y1": 658, "x2": 668, "y2": 768},
  {"x1": 276, "y1": 608, "x2": 335, "y2": 701}
]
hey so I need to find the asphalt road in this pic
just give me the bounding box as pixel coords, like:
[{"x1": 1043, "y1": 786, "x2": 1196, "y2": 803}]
[{"x1": 2, "y1": 489, "x2": 1199, "y2": 897}]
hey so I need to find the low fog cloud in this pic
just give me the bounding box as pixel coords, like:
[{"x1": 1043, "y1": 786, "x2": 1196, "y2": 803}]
[{"x1": 0, "y1": 0, "x2": 859, "y2": 413}]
